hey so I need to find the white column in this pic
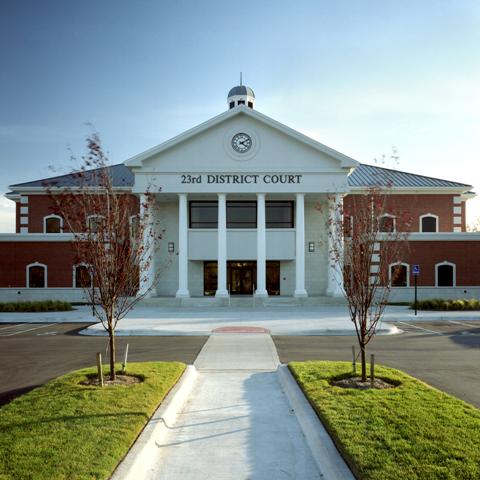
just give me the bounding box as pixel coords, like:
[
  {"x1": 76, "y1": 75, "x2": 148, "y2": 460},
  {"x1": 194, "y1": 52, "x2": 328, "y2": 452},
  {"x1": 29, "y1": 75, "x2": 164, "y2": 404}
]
[
  {"x1": 294, "y1": 193, "x2": 308, "y2": 297},
  {"x1": 255, "y1": 193, "x2": 268, "y2": 297},
  {"x1": 176, "y1": 193, "x2": 190, "y2": 298},
  {"x1": 138, "y1": 193, "x2": 155, "y2": 297},
  {"x1": 215, "y1": 193, "x2": 229, "y2": 297},
  {"x1": 326, "y1": 194, "x2": 344, "y2": 297}
]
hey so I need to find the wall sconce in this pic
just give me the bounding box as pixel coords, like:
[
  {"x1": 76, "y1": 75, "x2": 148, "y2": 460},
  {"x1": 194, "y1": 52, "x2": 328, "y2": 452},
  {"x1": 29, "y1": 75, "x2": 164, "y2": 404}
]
[
  {"x1": 168, "y1": 242, "x2": 175, "y2": 253},
  {"x1": 308, "y1": 242, "x2": 315, "y2": 253}
]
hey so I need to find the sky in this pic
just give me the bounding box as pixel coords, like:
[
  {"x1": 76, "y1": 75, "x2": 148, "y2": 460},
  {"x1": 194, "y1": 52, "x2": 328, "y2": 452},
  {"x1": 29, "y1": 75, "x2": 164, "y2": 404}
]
[{"x1": 1, "y1": 0, "x2": 479, "y2": 231}]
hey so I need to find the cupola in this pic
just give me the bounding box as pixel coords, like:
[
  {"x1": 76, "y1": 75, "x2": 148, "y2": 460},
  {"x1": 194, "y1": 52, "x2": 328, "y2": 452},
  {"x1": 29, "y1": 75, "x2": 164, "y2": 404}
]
[{"x1": 227, "y1": 74, "x2": 255, "y2": 109}]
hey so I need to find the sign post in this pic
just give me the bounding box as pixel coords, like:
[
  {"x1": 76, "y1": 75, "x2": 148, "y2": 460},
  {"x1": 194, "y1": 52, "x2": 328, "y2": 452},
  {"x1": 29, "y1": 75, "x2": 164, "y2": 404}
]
[{"x1": 412, "y1": 265, "x2": 420, "y2": 316}]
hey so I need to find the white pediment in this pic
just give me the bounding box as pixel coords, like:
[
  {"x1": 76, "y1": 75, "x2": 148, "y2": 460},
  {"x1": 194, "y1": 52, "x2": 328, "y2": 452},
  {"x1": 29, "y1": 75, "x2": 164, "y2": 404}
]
[{"x1": 126, "y1": 106, "x2": 358, "y2": 194}]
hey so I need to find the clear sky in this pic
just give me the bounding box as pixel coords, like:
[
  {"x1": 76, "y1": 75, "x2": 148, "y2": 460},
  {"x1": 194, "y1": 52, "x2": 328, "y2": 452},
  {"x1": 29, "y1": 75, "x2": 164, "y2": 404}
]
[{"x1": 1, "y1": 0, "x2": 479, "y2": 231}]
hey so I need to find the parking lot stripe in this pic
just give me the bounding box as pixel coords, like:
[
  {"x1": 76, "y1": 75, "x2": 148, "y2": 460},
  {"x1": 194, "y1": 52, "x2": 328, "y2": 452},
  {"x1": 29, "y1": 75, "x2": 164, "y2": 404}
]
[
  {"x1": 395, "y1": 321, "x2": 443, "y2": 335},
  {"x1": 1, "y1": 324, "x2": 54, "y2": 337},
  {"x1": 448, "y1": 320, "x2": 480, "y2": 329}
]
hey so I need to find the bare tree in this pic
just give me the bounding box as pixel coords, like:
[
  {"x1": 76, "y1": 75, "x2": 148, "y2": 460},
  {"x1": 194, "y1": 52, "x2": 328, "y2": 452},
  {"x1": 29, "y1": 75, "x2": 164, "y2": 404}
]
[
  {"x1": 46, "y1": 134, "x2": 161, "y2": 380},
  {"x1": 328, "y1": 187, "x2": 411, "y2": 381}
]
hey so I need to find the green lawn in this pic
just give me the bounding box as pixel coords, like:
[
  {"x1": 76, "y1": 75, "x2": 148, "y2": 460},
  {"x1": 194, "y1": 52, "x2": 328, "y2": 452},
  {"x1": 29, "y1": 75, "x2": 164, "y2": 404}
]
[
  {"x1": 290, "y1": 361, "x2": 480, "y2": 480},
  {"x1": 0, "y1": 362, "x2": 185, "y2": 480}
]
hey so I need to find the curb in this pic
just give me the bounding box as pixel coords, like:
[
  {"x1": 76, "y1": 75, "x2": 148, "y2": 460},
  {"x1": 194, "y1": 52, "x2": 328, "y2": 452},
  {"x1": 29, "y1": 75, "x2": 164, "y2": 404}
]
[
  {"x1": 277, "y1": 365, "x2": 355, "y2": 480},
  {"x1": 110, "y1": 365, "x2": 198, "y2": 480}
]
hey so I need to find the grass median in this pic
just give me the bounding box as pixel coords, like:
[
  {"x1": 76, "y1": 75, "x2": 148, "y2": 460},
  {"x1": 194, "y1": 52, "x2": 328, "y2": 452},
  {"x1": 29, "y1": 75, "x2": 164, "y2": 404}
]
[
  {"x1": 289, "y1": 361, "x2": 480, "y2": 480},
  {"x1": 0, "y1": 361, "x2": 185, "y2": 480}
]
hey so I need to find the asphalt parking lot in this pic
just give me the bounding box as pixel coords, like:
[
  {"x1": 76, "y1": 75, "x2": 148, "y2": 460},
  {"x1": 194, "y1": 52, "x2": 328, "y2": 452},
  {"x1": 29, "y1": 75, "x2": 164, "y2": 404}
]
[
  {"x1": 274, "y1": 319, "x2": 480, "y2": 407},
  {"x1": 0, "y1": 323, "x2": 207, "y2": 406},
  {"x1": 0, "y1": 320, "x2": 479, "y2": 408}
]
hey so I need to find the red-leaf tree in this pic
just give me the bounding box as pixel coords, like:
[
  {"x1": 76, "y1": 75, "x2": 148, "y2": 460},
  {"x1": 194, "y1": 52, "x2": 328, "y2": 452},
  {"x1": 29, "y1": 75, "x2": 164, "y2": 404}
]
[
  {"x1": 46, "y1": 134, "x2": 161, "y2": 380},
  {"x1": 328, "y1": 186, "x2": 411, "y2": 381}
]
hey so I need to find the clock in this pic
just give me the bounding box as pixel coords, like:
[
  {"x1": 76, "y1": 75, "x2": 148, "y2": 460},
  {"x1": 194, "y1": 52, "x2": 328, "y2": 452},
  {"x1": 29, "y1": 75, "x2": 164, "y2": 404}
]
[{"x1": 231, "y1": 133, "x2": 252, "y2": 153}]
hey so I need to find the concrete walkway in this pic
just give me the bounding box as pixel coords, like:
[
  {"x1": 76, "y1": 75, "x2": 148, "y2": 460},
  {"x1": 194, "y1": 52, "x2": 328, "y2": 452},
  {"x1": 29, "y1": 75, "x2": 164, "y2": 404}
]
[{"x1": 141, "y1": 333, "x2": 350, "y2": 479}]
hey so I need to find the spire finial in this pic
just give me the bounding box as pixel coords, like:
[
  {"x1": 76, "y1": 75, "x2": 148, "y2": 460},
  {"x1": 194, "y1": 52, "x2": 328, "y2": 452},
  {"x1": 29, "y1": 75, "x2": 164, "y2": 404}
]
[{"x1": 240, "y1": 72, "x2": 242, "y2": 86}]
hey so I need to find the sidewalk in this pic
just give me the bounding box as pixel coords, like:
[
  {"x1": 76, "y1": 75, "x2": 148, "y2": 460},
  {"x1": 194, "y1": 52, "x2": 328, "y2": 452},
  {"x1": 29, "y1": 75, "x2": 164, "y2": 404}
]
[{"x1": 120, "y1": 332, "x2": 354, "y2": 480}]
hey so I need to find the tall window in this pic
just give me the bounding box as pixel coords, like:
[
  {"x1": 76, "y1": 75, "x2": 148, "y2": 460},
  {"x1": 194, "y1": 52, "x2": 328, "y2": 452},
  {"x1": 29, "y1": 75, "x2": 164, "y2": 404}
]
[
  {"x1": 74, "y1": 265, "x2": 92, "y2": 288},
  {"x1": 27, "y1": 263, "x2": 46, "y2": 288},
  {"x1": 436, "y1": 262, "x2": 455, "y2": 287},
  {"x1": 420, "y1": 214, "x2": 438, "y2": 232},
  {"x1": 190, "y1": 201, "x2": 218, "y2": 228},
  {"x1": 87, "y1": 215, "x2": 105, "y2": 233},
  {"x1": 227, "y1": 201, "x2": 257, "y2": 228},
  {"x1": 379, "y1": 214, "x2": 396, "y2": 233},
  {"x1": 390, "y1": 263, "x2": 409, "y2": 287},
  {"x1": 266, "y1": 201, "x2": 294, "y2": 228},
  {"x1": 44, "y1": 215, "x2": 62, "y2": 233}
]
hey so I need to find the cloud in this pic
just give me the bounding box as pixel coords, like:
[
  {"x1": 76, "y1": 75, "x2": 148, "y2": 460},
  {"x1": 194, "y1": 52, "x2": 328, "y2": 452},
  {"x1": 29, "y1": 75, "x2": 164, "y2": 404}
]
[{"x1": 0, "y1": 198, "x2": 15, "y2": 233}]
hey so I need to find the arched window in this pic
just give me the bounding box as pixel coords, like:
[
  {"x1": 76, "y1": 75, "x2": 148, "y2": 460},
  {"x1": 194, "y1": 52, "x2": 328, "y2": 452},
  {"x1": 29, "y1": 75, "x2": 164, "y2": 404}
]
[
  {"x1": 379, "y1": 214, "x2": 396, "y2": 233},
  {"x1": 44, "y1": 215, "x2": 63, "y2": 233},
  {"x1": 26, "y1": 262, "x2": 47, "y2": 288},
  {"x1": 87, "y1": 215, "x2": 105, "y2": 233},
  {"x1": 73, "y1": 264, "x2": 92, "y2": 288},
  {"x1": 436, "y1": 262, "x2": 456, "y2": 287},
  {"x1": 389, "y1": 262, "x2": 409, "y2": 287},
  {"x1": 420, "y1": 214, "x2": 438, "y2": 233}
]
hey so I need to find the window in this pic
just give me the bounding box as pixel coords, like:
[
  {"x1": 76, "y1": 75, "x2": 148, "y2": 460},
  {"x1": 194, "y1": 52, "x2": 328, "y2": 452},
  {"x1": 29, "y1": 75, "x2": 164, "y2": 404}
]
[
  {"x1": 436, "y1": 262, "x2": 455, "y2": 287},
  {"x1": 266, "y1": 201, "x2": 294, "y2": 228},
  {"x1": 237, "y1": 100, "x2": 245, "y2": 106},
  {"x1": 27, "y1": 263, "x2": 47, "y2": 288},
  {"x1": 190, "y1": 201, "x2": 218, "y2": 228},
  {"x1": 248, "y1": 101, "x2": 253, "y2": 108},
  {"x1": 229, "y1": 101, "x2": 235, "y2": 109},
  {"x1": 87, "y1": 215, "x2": 105, "y2": 233},
  {"x1": 379, "y1": 214, "x2": 396, "y2": 233},
  {"x1": 420, "y1": 214, "x2": 438, "y2": 232},
  {"x1": 44, "y1": 215, "x2": 63, "y2": 233},
  {"x1": 74, "y1": 264, "x2": 92, "y2": 288},
  {"x1": 227, "y1": 201, "x2": 256, "y2": 228},
  {"x1": 389, "y1": 263, "x2": 409, "y2": 287}
]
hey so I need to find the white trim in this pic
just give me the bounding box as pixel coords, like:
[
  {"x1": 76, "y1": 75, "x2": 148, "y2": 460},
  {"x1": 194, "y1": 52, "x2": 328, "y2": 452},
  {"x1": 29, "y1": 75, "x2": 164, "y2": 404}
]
[
  {"x1": 349, "y1": 186, "x2": 472, "y2": 194},
  {"x1": 379, "y1": 213, "x2": 396, "y2": 232},
  {"x1": 43, "y1": 214, "x2": 64, "y2": 233},
  {"x1": 20, "y1": 206, "x2": 28, "y2": 215},
  {"x1": 453, "y1": 196, "x2": 462, "y2": 204},
  {"x1": 20, "y1": 196, "x2": 29, "y2": 204},
  {"x1": 389, "y1": 262, "x2": 410, "y2": 287},
  {"x1": 381, "y1": 232, "x2": 480, "y2": 241},
  {"x1": 435, "y1": 261, "x2": 456, "y2": 287},
  {"x1": 20, "y1": 227, "x2": 28, "y2": 234},
  {"x1": 72, "y1": 263, "x2": 93, "y2": 288},
  {"x1": 125, "y1": 105, "x2": 359, "y2": 169},
  {"x1": 453, "y1": 216, "x2": 462, "y2": 225},
  {"x1": 20, "y1": 216, "x2": 28, "y2": 225},
  {"x1": 419, "y1": 213, "x2": 439, "y2": 232},
  {"x1": 453, "y1": 227, "x2": 462, "y2": 232},
  {"x1": 0, "y1": 233, "x2": 74, "y2": 242},
  {"x1": 453, "y1": 206, "x2": 462, "y2": 215},
  {"x1": 26, "y1": 262, "x2": 47, "y2": 288}
]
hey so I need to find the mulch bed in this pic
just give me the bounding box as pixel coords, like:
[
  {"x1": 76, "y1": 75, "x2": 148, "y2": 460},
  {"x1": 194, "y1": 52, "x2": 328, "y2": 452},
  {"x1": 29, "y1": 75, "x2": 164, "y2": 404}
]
[
  {"x1": 80, "y1": 374, "x2": 142, "y2": 387},
  {"x1": 332, "y1": 376, "x2": 396, "y2": 390}
]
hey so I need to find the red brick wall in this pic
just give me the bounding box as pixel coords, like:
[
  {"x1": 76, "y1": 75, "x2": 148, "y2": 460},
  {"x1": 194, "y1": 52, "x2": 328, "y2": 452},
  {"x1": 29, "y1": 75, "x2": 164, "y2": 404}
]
[
  {"x1": 344, "y1": 194, "x2": 460, "y2": 232},
  {"x1": 0, "y1": 242, "x2": 76, "y2": 287},
  {"x1": 19, "y1": 194, "x2": 140, "y2": 233},
  {"x1": 381, "y1": 241, "x2": 480, "y2": 286}
]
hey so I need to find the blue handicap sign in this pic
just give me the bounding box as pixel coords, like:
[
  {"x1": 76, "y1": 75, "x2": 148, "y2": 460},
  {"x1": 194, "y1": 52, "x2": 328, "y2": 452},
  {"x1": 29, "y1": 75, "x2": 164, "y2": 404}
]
[{"x1": 413, "y1": 264, "x2": 420, "y2": 275}]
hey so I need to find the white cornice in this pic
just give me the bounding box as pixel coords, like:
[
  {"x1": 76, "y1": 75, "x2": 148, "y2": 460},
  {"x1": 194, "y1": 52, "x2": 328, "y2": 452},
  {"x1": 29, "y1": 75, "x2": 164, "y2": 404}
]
[
  {"x1": 125, "y1": 105, "x2": 359, "y2": 169},
  {"x1": 348, "y1": 186, "x2": 472, "y2": 195},
  {"x1": 381, "y1": 232, "x2": 480, "y2": 241}
]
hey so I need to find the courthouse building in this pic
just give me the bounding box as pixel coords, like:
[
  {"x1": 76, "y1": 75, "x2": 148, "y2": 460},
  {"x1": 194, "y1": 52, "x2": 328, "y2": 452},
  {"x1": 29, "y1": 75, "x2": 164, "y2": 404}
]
[{"x1": 1, "y1": 84, "x2": 480, "y2": 303}]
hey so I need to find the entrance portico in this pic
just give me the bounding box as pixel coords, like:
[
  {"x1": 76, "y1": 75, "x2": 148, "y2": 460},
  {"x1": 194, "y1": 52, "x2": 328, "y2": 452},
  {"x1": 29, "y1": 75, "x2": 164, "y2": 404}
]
[{"x1": 127, "y1": 85, "x2": 356, "y2": 300}]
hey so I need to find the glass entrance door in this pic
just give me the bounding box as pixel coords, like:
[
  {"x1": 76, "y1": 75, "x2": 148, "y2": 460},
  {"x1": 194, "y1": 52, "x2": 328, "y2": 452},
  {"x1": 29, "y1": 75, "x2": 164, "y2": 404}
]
[{"x1": 228, "y1": 261, "x2": 256, "y2": 295}]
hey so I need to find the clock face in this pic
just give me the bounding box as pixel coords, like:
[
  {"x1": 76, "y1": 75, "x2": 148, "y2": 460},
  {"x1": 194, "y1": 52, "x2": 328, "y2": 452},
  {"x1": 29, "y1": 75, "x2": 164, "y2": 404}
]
[{"x1": 231, "y1": 133, "x2": 252, "y2": 153}]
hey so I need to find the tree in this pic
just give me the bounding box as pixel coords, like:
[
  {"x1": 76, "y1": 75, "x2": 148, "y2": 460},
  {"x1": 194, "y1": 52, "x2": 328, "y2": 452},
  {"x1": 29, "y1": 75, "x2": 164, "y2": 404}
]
[
  {"x1": 328, "y1": 186, "x2": 411, "y2": 382},
  {"x1": 46, "y1": 134, "x2": 161, "y2": 380}
]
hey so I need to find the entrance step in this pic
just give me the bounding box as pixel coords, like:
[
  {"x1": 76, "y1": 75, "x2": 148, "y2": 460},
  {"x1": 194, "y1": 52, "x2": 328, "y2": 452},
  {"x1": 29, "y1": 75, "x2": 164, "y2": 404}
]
[{"x1": 138, "y1": 295, "x2": 347, "y2": 308}]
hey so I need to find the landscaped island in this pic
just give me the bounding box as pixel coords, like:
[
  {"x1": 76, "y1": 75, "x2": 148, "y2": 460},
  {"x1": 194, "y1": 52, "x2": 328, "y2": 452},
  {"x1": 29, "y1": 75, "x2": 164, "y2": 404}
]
[
  {"x1": 0, "y1": 362, "x2": 185, "y2": 479},
  {"x1": 290, "y1": 361, "x2": 480, "y2": 480},
  {"x1": 0, "y1": 300, "x2": 72, "y2": 312}
]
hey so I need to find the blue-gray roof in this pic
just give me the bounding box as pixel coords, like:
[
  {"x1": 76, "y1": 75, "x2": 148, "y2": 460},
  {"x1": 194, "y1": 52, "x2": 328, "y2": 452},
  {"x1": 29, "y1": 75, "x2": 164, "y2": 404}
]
[
  {"x1": 228, "y1": 85, "x2": 255, "y2": 98},
  {"x1": 348, "y1": 164, "x2": 471, "y2": 189},
  {"x1": 8, "y1": 162, "x2": 471, "y2": 191},
  {"x1": 9, "y1": 164, "x2": 133, "y2": 189}
]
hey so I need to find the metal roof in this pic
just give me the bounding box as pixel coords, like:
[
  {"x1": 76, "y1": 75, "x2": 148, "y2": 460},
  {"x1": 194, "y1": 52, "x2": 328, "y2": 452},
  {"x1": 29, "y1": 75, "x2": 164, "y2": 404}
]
[
  {"x1": 9, "y1": 164, "x2": 134, "y2": 189},
  {"x1": 227, "y1": 85, "x2": 255, "y2": 98},
  {"x1": 8, "y1": 162, "x2": 471, "y2": 191},
  {"x1": 348, "y1": 163, "x2": 471, "y2": 189}
]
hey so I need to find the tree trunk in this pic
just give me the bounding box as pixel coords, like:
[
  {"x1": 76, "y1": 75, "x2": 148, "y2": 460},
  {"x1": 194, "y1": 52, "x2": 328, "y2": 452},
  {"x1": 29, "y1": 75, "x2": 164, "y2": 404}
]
[
  {"x1": 109, "y1": 325, "x2": 116, "y2": 381},
  {"x1": 360, "y1": 342, "x2": 367, "y2": 382}
]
